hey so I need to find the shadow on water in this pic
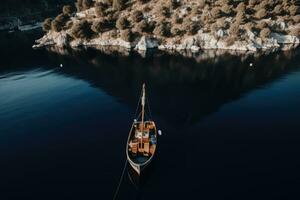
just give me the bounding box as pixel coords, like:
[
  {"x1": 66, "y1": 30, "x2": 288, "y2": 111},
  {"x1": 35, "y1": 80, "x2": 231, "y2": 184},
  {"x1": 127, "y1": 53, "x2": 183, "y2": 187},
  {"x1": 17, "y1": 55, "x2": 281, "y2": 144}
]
[{"x1": 42, "y1": 46, "x2": 300, "y2": 129}]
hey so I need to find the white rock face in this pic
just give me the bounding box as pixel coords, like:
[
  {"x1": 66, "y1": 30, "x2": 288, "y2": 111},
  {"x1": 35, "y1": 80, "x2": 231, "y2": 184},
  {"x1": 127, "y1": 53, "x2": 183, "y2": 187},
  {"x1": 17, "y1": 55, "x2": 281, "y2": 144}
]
[{"x1": 135, "y1": 36, "x2": 159, "y2": 51}]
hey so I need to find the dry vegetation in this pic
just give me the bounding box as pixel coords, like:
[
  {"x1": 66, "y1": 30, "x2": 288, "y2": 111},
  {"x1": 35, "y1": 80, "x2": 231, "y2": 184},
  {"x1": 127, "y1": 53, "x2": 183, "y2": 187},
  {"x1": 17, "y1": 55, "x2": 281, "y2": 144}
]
[{"x1": 43, "y1": 0, "x2": 300, "y2": 46}]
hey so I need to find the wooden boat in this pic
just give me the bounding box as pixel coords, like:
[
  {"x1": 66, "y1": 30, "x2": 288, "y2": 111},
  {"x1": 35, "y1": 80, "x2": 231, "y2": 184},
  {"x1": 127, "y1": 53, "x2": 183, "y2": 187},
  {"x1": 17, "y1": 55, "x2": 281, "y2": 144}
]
[{"x1": 126, "y1": 83, "x2": 158, "y2": 175}]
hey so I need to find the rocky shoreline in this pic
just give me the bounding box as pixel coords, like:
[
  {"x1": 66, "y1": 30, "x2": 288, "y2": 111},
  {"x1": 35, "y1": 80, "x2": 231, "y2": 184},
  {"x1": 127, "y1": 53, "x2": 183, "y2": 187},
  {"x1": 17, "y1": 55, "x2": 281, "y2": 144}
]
[
  {"x1": 33, "y1": 0, "x2": 300, "y2": 54},
  {"x1": 33, "y1": 26, "x2": 300, "y2": 53}
]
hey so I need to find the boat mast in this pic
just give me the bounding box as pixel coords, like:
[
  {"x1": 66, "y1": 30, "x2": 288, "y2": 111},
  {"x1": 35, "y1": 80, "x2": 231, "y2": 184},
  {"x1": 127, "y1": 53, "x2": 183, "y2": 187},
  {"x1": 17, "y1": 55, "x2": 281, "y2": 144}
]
[{"x1": 140, "y1": 83, "x2": 146, "y2": 146}]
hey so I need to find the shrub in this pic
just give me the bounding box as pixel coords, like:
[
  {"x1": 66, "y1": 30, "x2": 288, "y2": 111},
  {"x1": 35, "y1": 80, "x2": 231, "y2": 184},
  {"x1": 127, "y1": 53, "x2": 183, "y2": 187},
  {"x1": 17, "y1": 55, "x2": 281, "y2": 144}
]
[
  {"x1": 256, "y1": 8, "x2": 267, "y2": 19},
  {"x1": 42, "y1": 18, "x2": 52, "y2": 32},
  {"x1": 216, "y1": 17, "x2": 228, "y2": 29},
  {"x1": 236, "y1": 12, "x2": 248, "y2": 24},
  {"x1": 273, "y1": 4, "x2": 283, "y2": 15},
  {"x1": 65, "y1": 20, "x2": 73, "y2": 29},
  {"x1": 71, "y1": 20, "x2": 93, "y2": 38},
  {"x1": 211, "y1": 7, "x2": 222, "y2": 19},
  {"x1": 256, "y1": 21, "x2": 268, "y2": 29},
  {"x1": 229, "y1": 22, "x2": 240, "y2": 36},
  {"x1": 293, "y1": 15, "x2": 300, "y2": 23},
  {"x1": 136, "y1": 20, "x2": 155, "y2": 33},
  {"x1": 248, "y1": 0, "x2": 258, "y2": 7},
  {"x1": 51, "y1": 20, "x2": 62, "y2": 32},
  {"x1": 199, "y1": 0, "x2": 206, "y2": 9},
  {"x1": 82, "y1": 0, "x2": 94, "y2": 10},
  {"x1": 137, "y1": 0, "x2": 149, "y2": 4},
  {"x1": 95, "y1": 3, "x2": 107, "y2": 17},
  {"x1": 159, "y1": 6, "x2": 171, "y2": 17},
  {"x1": 245, "y1": 22, "x2": 255, "y2": 32},
  {"x1": 260, "y1": 27, "x2": 271, "y2": 40},
  {"x1": 116, "y1": 16, "x2": 130, "y2": 30},
  {"x1": 153, "y1": 21, "x2": 171, "y2": 37},
  {"x1": 289, "y1": 28, "x2": 300, "y2": 36},
  {"x1": 55, "y1": 13, "x2": 69, "y2": 24},
  {"x1": 113, "y1": 0, "x2": 126, "y2": 11},
  {"x1": 120, "y1": 29, "x2": 134, "y2": 42},
  {"x1": 132, "y1": 10, "x2": 143, "y2": 22},
  {"x1": 171, "y1": 27, "x2": 184, "y2": 36},
  {"x1": 236, "y1": 2, "x2": 246, "y2": 13},
  {"x1": 222, "y1": 4, "x2": 232, "y2": 16},
  {"x1": 172, "y1": 14, "x2": 183, "y2": 24},
  {"x1": 63, "y1": 5, "x2": 73, "y2": 16},
  {"x1": 289, "y1": 5, "x2": 299, "y2": 16},
  {"x1": 168, "y1": 0, "x2": 181, "y2": 9},
  {"x1": 91, "y1": 19, "x2": 110, "y2": 33},
  {"x1": 225, "y1": 36, "x2": 236, "y2": 46},
  {"x1": 76, "y1": 0, "x2": 83, "y2": 12},
  {"x1": 183, "y1": 20, "x2": 199, "y2": 35}
]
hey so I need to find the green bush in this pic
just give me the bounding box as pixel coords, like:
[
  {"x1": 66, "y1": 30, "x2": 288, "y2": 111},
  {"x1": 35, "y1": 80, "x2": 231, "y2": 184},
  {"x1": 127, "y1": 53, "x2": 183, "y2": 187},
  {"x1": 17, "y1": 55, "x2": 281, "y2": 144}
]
[
  {"x1": 116, "y1": 16, "x2": 130, "y2": 30},
  {"x1": 63, "y1": 5, "x2": 73, "y2": 16},
  {"x1": 71, "y1": 20, "x2": 93, "y2": 38},
  {"x1": 42, "y1": 18, "x2": 52, "y2": 32}
]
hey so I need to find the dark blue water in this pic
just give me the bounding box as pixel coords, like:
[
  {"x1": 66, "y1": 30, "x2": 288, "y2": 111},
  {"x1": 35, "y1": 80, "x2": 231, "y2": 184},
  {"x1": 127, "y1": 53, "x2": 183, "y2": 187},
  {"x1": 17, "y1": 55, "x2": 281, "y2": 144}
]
[{"x1": 1, "y1": 32, "x2": 300, "y2": 200}]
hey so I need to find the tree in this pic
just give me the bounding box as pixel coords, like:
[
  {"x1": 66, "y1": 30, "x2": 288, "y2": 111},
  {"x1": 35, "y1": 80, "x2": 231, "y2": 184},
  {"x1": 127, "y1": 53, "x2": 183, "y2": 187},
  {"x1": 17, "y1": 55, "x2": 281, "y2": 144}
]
[
  {"x1": 63, "y1": 5, "x2": 73, "y2": 16},
  {"x1": 42, "y1": 18, "x2": 52, "y2": 32},
  {"x1": 116, "y1": 16, "x2": 130, "y2": 30}
]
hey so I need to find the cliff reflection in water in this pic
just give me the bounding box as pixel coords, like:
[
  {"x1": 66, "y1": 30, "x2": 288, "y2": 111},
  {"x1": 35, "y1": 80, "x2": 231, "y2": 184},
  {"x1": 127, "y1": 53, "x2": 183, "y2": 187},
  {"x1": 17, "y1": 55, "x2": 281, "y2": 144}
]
[{"x1": 46, "y1": 46, "x2": 300, "y2": 128}]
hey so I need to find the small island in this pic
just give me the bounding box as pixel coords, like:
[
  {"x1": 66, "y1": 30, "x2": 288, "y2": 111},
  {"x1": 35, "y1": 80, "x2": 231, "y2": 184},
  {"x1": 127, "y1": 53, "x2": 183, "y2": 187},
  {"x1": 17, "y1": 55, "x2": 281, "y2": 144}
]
[{"x1": 34, "y1": 0, "x2": 300, "y2": 53}]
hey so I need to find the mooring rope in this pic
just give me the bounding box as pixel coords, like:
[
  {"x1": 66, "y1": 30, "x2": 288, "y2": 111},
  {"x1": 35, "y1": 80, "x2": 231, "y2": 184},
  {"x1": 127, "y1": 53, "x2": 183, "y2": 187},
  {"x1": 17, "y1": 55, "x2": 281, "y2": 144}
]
[{"x1": 112, "y1": 159, "x2": 128, "y2": 200}]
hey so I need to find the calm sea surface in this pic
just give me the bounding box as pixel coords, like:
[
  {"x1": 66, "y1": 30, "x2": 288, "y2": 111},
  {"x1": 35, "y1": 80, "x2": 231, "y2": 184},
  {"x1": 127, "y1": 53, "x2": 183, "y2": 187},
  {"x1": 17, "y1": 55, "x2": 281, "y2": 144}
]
[{"x1": 1, "y1": 32, "x2": 300, "y2": 199}]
